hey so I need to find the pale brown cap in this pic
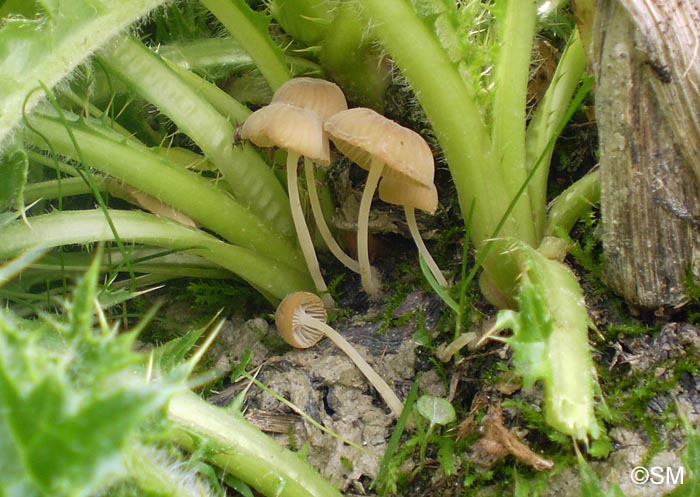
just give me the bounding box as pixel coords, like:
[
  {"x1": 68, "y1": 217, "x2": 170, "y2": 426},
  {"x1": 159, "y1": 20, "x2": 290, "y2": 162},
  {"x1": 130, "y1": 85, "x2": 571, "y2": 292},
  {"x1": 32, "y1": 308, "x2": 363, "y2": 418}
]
[
  {"x1": 272, "y1": 77, "x2": 348, "y2": 121},
  {"x1": 324, "y1": 107, "x2": 434, "y2": 186},
  {"x1": 378, "y1": 173, "x2": 438, "y2": 214},
  {"x1": 241, "y1": 103, "x2": 330, "y2": 164},
  {"x1": 275, "y1": 291, "x2": 327, "y2": 349}
]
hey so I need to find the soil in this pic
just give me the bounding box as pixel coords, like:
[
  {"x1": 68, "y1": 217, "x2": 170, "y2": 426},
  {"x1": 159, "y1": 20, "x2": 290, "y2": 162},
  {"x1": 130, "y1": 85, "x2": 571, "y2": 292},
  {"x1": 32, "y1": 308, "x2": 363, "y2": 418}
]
[{"x1": 189, "y1": 275, "x2": 700, "y2": 497}]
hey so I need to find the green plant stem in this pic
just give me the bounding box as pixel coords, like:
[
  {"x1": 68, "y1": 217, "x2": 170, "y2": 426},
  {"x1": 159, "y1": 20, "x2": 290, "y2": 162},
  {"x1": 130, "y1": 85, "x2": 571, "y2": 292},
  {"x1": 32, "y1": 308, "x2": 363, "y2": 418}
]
[
  {"x1": 527, "y1": 31, "x2": 587, "y2": 239},
  {"x1": 97, "y1": 36, "x2": 294, "y2": 238},
  {"x1": 355, "y1": 0, "x2": 519, "y2": 247},
  {"x1": 200, "y1": 0, "x2": 290, "y2": 91},
  {"x1": 164, "y1": 59, "x2": 251, "y2": 124},
  {"x1": 25, "y1": 112, "x2": 303, "y2": 269},
  {"x1": 30, "y1": 249, "x2": 231, "y2": 281},
  {"x1": 319, "y1": 2, "x2": 389, "y2": 111},
  {"x1": 544, "y1": 170, "x2": 600, "y2": 237},
  {"x1": 23, "y1": 176, "x2": 102, "y2": 202},
  {"x1": 123, "y1": 442, "x2": 209, "y2": 497},
  {"x1": 0, "y1": 210, "x2": 313, "y2": 301},
  {"x1": 491, "y1": 0, "x2": 538, "y2": 246},
  {"x1": 0, "y1": 0, "x2": 169, "y2": 148},
  {"x1": 168, "y1": 390, "x2": 343, "y2": 497}
]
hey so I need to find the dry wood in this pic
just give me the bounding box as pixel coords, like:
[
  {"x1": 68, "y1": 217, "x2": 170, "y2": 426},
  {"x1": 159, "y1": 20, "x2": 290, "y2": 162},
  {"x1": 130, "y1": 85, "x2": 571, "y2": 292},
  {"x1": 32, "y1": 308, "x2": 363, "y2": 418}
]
[
  {"x1": 593, "y1": 0, "x2": 700, "y2": 308},
  {"x1": 619, "y1": 0, "x2": 700, "y2": 182}
]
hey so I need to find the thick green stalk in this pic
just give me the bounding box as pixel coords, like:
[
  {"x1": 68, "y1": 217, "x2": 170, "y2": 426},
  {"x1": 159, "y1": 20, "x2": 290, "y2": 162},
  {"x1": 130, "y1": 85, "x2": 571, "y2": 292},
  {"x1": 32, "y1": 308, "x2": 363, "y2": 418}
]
[
  {"x1": 527, "y1": 31, "x2": 587, "y2": 239},
  {"x1": 319, "y1": 2, "x2": 389, "y2": 111},
  {"x1": 168, "y1": 390, "x2": 343, "y2": 497},
  {"x1": 355, "y1": 0, "x2": 518, "y2": 247},
  {"x1": 544, "y1": 170, "x2": 600, "y2": 237},
  {"x1": 25, "y1": 112, "x2": 303, "y2": 269},
  {"x1": 164, "y1": 59, "x2": 251, "y2": 124},
  {"x1": 0, "y1": 0, "x2": 169, "y2": 148},
  {"x1": 0, "y1": 210, "x2": 313, "y2": 301},
  {"x1": 200, "y1": 0, "x2": 290, "y2": 91},
  {"x1": 97, "y1": 36, "x2": 294, "y2": 238},
  {"x1": 269, "y1": 0, "x2": 337, "y2": 46},
  {"x1": 491, "y1": 0, "x2": 538, "y2": 246}
]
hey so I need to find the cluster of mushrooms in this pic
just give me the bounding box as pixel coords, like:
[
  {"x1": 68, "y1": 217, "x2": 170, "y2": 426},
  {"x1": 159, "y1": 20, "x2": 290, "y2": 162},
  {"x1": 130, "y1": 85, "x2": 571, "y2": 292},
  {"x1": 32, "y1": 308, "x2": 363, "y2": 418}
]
[
  {"x1": 240, "y1": 77, "x2": 448, "y2": 415},
  {"x1": 241, "y1": 77, "x2": 448, "y2": 304}
]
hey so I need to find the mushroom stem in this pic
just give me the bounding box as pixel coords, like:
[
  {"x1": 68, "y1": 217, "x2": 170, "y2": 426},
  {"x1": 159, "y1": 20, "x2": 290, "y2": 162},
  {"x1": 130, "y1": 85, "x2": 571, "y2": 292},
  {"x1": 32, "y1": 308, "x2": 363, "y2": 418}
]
[
  {"x1": 357, "y1": 158, "x2": 384, "y2": 295},
  {"x1": 405, "y1": 206, "x2": 449, "y2": 287},
  {"x1": 304, "y1": 158, "x2": 361, "y2": 273},
  {"x1": 287, "y1": 152, "x2": 334, "y2": 307},
  {"x1": 297, "y1": 310, "x2": 404, "y2": 417}
]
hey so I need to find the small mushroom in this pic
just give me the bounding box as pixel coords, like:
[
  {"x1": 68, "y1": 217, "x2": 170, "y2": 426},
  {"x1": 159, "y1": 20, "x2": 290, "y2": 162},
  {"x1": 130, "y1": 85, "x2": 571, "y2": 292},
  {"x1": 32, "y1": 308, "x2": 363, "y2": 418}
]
[
  {"x1": 275, "y1": 291, "x2": 404, "y2": 417},
  {"x1": 241, "y1": 102, "x2": 333, "y2": 307},
  {"x1": 271, "y1": 78, "x2": 360, "y2": 274},
  {"x1": 379, "y1": 174, "x2": 448, "y2": 287},
  {"x1": 324, "y1": 108, "x2": 435, "y2": 295}
]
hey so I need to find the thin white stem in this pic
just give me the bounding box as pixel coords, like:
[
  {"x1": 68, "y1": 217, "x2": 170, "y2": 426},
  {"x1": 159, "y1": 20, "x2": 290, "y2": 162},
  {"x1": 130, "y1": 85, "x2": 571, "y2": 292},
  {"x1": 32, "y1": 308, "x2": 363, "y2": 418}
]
[
  {"x1": 357, "y1": 159, "x2": 384, "y2": 295},
  {"x1": 304, "y1": 158, "x2": 360, "y2": 273},
  {"x1": 287, "y1": 152, "x2": 334, "y2": 308},
  {"x1": 405, "y1": 206, "x2": 449, "y2": 287},
  {"x1": 300, "y1": 312, "x2": 404, "y2": 417}
]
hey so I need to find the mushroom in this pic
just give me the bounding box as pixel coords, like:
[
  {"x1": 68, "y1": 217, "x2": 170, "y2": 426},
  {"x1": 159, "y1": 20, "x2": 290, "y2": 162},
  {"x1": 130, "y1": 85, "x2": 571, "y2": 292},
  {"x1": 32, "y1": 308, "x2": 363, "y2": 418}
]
[
  {"x1": 271, "y1": 78, "x2": 360, "y2": 274},
  {"x1": 275, "y1": 291, "x2": 404, "y2": 417},
  {"x1": 324, "y1": 108, "x2": 436, "y2": 295},
  {"x1": 379, "y1": 174, "x2": 449, "y2": 287},
  {"x1": 241, "y1": 102, "x2": 334, "y2": 307}
]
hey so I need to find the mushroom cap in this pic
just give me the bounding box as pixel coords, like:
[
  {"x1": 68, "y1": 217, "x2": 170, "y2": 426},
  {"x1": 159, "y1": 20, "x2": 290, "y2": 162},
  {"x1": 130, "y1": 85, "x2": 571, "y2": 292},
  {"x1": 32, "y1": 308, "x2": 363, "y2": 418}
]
[
  {"x1": 241, "y1": 103, "x2": 330, "y2": 164},
  {"x1": 378, "y1": 173, "x2": 439, "y2": 214},
  {"x1": 275, "y1": 291, "x2": 328, "y2": 349},
  {"x1": 324, "y1": 107, "x2": 434, "y2": 186},
  {"x1": 272, "y1": 77, "x2": 348, "y2": 121}
]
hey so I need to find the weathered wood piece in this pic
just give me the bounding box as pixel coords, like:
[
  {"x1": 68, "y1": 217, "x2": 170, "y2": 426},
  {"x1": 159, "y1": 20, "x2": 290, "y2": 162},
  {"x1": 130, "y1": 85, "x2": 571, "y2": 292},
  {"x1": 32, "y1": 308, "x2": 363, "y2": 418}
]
[
  {"x1": 593, "y1": 0, "x2": 700, "y2": 308},
  {"x1": 620, "y1": 0, "x2": 700, "y2": 182}
]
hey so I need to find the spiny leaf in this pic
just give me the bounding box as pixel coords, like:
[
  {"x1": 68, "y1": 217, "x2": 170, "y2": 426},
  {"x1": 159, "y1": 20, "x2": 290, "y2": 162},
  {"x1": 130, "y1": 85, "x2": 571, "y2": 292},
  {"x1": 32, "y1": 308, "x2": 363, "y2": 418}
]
[{"x1": 0, "y1": 254, "x2": 182, "y2": 497}]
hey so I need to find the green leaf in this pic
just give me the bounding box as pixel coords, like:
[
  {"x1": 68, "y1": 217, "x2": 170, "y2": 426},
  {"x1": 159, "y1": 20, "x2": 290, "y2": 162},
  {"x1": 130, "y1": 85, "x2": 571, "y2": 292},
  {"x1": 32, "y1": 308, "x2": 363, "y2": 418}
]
[
  {"x1": 416, "y1": 395, "x2": 456, "y2": 426},
  {"x1": 489, "y1": 238, "x2": 600, "y2": 441},
  {"x1": 0, "y1": 256, "x2": 181, "y2": 497}
]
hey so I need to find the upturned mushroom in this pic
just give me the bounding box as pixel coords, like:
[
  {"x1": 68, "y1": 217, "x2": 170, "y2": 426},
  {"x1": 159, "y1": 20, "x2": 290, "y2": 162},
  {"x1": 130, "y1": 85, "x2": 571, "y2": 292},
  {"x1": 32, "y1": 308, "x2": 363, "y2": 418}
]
[
  {"x1": 271, "y1": 78, "x2": 360, "y2": 274},
  {"x1": 275, "y1": 291, "x2": 404, "y2": 417},
  {"x1": 241, "y1": 102, "x2": 334, "y2": 307},
  {"x1": 378, "y1": 174, "x2": 448, "y2": 287},
  {"x1": 324, "y1": 108, "x2": 436, "y2": 295}
]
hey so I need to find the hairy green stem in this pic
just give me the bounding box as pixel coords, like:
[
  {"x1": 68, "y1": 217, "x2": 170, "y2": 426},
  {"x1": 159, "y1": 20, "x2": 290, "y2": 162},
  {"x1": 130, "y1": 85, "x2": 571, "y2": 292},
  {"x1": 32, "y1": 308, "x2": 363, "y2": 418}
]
[
  {"x1": 544, "y1": 170, "x2": 600, "y2": 237},
  {"x1": 356, "y1": 0, "x2": 518, "y2": 246},
  {"x1": 97, "y1": 36, "x2": 294, "y2": 238},
  {"x1": 168, "y1": 390, "x2": 343, "y2": 497},
  {"x1": 25, "y1": 112, "x2": 303, "y2": 269},
  {"x1": 0, "y1": 0, "x2": 169, "y2": 148},
  {"x1": 527, "y1": 31, "x2": 587, "y2": 239},
  {"x1": 0, "y1": 210, "x2": 313, "y2": 301},
  {"x1": 200, "y1": 0, "x2": 290, "y2": 91},
  {"x1": 491, "y1": 0, "x2": 538, "y2": 246}
]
